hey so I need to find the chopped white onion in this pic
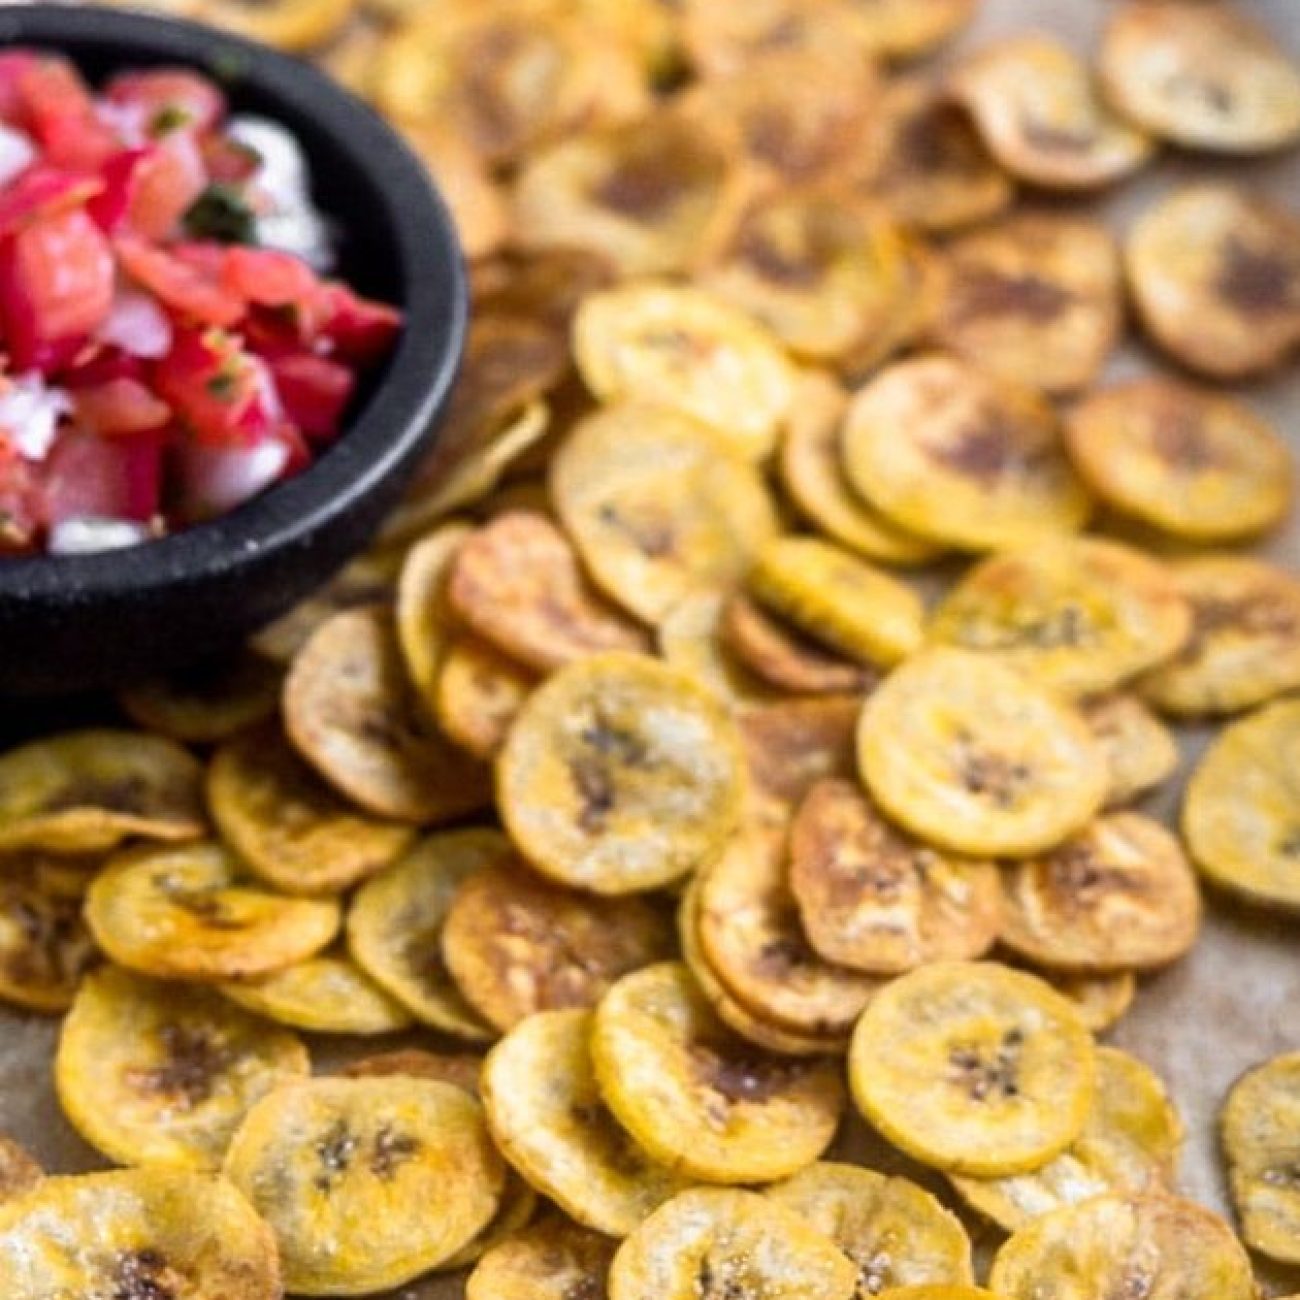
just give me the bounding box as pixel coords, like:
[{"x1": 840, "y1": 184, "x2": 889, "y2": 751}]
[
  {"x1": 180, "y1": 437, "x2": 291, "y2": 518},
  {"x1": 49, "y1": 516, "x2": 151, "y2": 554},
  {"x1": 0, "y1": 123, "x2": 35, "y2": 189},
  {"x1": 0, "y1": 373, "x2": 73, "y2": 462},
  {"x1": 98, "y1": 290, "x2": 174, "y2": 360},
  {"x1": 95, "y1": 99, "x2": 150, "y2": 150}
]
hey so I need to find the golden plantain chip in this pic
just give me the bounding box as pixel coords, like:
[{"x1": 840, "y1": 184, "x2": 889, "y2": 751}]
[
  {"x1": 928, "y1": 538, "x2": 1191, "y2": 700},
  {"x1": 859, "y1": 649, "x2": 1108, "y2": 858},
  {"x1": 346, "y1": 829, "x2": 510, "y2": 1040},
  {"x1": 1081, "y1": 694, "x2": 1179, "y2": 809},
  {"x1": 219, "y1": 952, "x2": 412, "y2": 1035},
  {"x1": 0, "y1": 1167, "x2": 281, "y2": 1300},
  {"x1": 1001, "y1": 812, "x2": 1201, "y2": 974},
  {"x1": 846, "y1": 0, "x2": 976, "y2": 61},
  {"x1": 56, "y1": 965, "x2": 309, "y2": 1170},
  {"x1": 574, "y1": 281, "x2": 796, "y2": 462},
  {"x1": 392, "y1": 521, "x2": 472, "y2": 709},
  {"x1": 473, "y1": 248, "x2": 617, "y2": 335},
  {"x1": 1126, "y1": 183, "x2": 1300, "y2": 379},
  {"x1": 448, "y1": 511, "x2": 651, "y2": 673},
  {"x1": 342, "y1": 1047, "x2": 483, "y2": 1092},
  {"x1": 467, "y1": 1211, "x2": 617, "y2": 1300},
  {"x1": 0, "y1": 728, "x2": 204, "y2": 855},
  {"x1": 925, "y1": 214, "x2": 1122, "y2": 396},
  {"x1": 610, "y1": 1185, "x2": 858, "y2": 1300},
  {"x1": 223, "y1": 1075, "x2": 505, "y2": 1295},
  {"x1": 696, "y1": 827, "x2": 879, "y2": 1042},
  {"x1": 1222, "y1": 1051, "x2": 1300, "y2": 1264},
  {"x1": 482, "y1": 1008, "x2": 691, "y2": 1236},
  {"x1": 879, "y1": 1290, "x2": 1002, "y2": 1300},
  {"x1": 0, "y1": 853, "x2": 98, "y2": 1013},
  {"x1": 1184, "y1": 697, "x2": 1300, "y2": 913},
  {"x1": 988, "y1": 1192, "x2": 1256, "y2": 1300},
  {"x1": 788, "y1": 777, "x2": 1002, "y2": 975},
  {"x1": 511, "y1": 112, "x2": 751, "y2": 278},
  {"x1": 948, "y1": 34, "x2": 1154, "y2": 190},
  {"x1": 767, "y1": 1162, "x2": 974, "y2": 1296},
  {"x1": 498, "y1": 653, "x2": 746, "y2": 894},
  {"x1": 724, "y1": 592, "x2": 876, "y2": 696},
  {"x1": 1140, "y1": 557, "x2": 1300, "y2": 717},
  {"x1": 1064, "y1": 379, "x2": 1292, "y2": 543},
  {"x1": 434, "y1": 634, "x2": 536, "y2": 759},
  {"x1": 442, "y1": 859, "x2": 673, "y2": 1032},
  {"x1": 591, "y1": 961, "x2": 845, "y2": 1183},
  {"x1": 749, "y1": 535, "x2": 926, "y2": 668},
  {"x1": 86, "y1": 841, "x2": 340, "y2": 980},
  {"x1": 658, "y1": 587, "x2": 772, "y2": 704},
  {"x1": 1099, "y1": 0, "x2": 1300, "y2": 154},
  {"x1": 1032, "y1": 967, "x2": 1137, "y2": 1036},
  {"x1": 859, "y1": 76, "x2": 1014, "y2": 234},
  {"x1": 317, "y1": 16, "x2": 383, "y2": 99},
  {"x1": 198, "y1": 0, "x2": 352, "y2": 51},
  {"x1": 208, "y1": 725, "x2": 416, "y2": 897},
  {"x1": 849, "y1": 961, "x2": 1097, "y2": 1177},
  {"x1": 842, "y1": 355, "x2": 1092, "y2": 553},
  {"x1": 952, "y1": 1047, "x2": 1182, "y2": 1234},
  {"x1": 552, "y1": 402, "x2": 780, "y2": 624},
  {"x1": 778, "y1": 368, "x2": 941, "y2": 567},
  {"x1": 284, "y1": 606, "x2": 493, "y2": 824},
  {"x1": 118, "y1": 651, "x2": 281, "y2": 745},
  {"x1": 0, "y1": 1136, "x2": 40, "y2": 1205}
]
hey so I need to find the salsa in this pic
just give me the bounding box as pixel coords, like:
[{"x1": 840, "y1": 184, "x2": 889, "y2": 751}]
[{"x1": 0, "y1": 51, "x2": 403, "y2": 556}]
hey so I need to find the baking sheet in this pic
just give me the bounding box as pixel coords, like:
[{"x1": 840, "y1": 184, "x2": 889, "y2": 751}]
[{"x1": 3, "y1": 1, "x2": 1300, "y2": 1294}]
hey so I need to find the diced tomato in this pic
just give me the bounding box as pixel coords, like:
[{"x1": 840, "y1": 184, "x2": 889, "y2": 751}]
[
  {"x1": 115, "y1": 235, "x2": 243, "y2": 328},
  {"x1": 155, "y1": 325, "x2": 280, "y2": 447},
  {"x1": 241, "y1": 305, "x2": 303, "y2": 360},
  {"x1": 201, "y1": 132, "x2": 261, "y2": 185},
  {"x1": 18, "y1": 58, "x2": 117, "y2": 173},
  {"x1": 71, "y1": 377, "x2": 171, "y2": 437},
  {"x1": 63, "y1": 348, "x2": 146, "y2": 387},
  {"x1": 0, "y1": 208, "x2": 115, "y2": 371},
  {"x1": 91, "y1": 136, "x2": 206, "y2": 239},
  {"x1": 270, "y1": 353, "x2": 354, "y2": 442},
  {"x1": 222, "y1": 246, "x2": 319, "y2": 309},
  {"x1": 104, "y1": 69, "x2": 226, "y2": 136},
  {"x1": 41, "y1": 425, "x2": 162, "y2": 524},
  {"x1": 319, "y1": 283, "x2": 402, "y2": 366},
  {"x1": 0, "y1": 164, "x2": 103, "y2": 239},
  {"x1": 0, "y1": 433, "x2": 44, "y2": 550},
  {"x1": 0, "y1": 52, "x2": 38, "y2": 127}
]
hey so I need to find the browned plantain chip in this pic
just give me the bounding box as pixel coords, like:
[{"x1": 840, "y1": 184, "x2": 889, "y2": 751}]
[
  {"x1": 434, "y1": 634, "x2": 537, "y2": 760},
  {"x1": 118, "y1": 652, "x2": 282, "y2": 745}
]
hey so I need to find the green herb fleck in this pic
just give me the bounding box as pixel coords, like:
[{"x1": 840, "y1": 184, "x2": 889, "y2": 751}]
[
  {"x1": 149, "y1": 105, "x2": 192, "y2": 136},
  {"x1": 205, "y1": 369, "x2": 239, "y2": 402},
  {"x1": 183, "y1": 184, "x2": 258, "y2": 245}
]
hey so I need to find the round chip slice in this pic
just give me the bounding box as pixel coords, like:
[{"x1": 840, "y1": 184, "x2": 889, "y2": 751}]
[
  {"x1": 482, "y1": 1008, "x2": 691, "y2": 1236},
  {"x1": 284, "y1": 606, "x2": 493, "y2": 824},
  {"x1": 1100, "y1": 1, "x2": 1300, "y2": 154},
  {"x1": 951, "y1": 1047, "x2": 1182, "y2": 1234},
  {"x1": 1222, "y1": 1051, "x2": 1300, "y2": 1264},
  {"x1": 1185, "y1": 698, "x2": 1300, "y2": 912},
  {"x1": 467, "y1": 1212, "x2": 617, "y2": 1300},
  {"x1": 448, "y1": 511, "x2": 651, "y2": 673},
  {"x1": 1024, "y1": 967, "x2": 1137, "y2": 1036},
  {"x1": 0, "y1": 1168, "x2": 281, "y2": 1299},
  {"x1": 85, "y1": 841, "x2": 340, "y2": 980},
  {"x1": 658, "y1": 587, "x2": 771, "y2": 704},
  {"x1": 498, "y1": 654, "x2": 745, "y2": 895},
  {"x1": 767, "y1": 1162, "x2": 974, "y2": 1295},
  {"x1": 198, "y1": 0, "x2": 351, "y2": 51},
  {"x1": 723, "y1": 593, "x2": 876, "y2": 696},
  {"x1": 223, "y1": 1075, "x2": 505, "y2": 1295},
  {"x1": 434, "y1": 634, "x2": 536, "y2": 760},
  {"x1": 778, "y1": 369, "x2": 941, "y2": 567},
  {"x1": 925, "y1": 214, "x2": 1122, "y2": 396},
  {"x1": 219, "y1": 952, "x2": 412, "y2": 1035},
  {"x1": 1081, "y1": 694, "x2": 1179, "y2": 809},
  {"x1": 118, "y1": 651, "x2": 281, "y2": 744},
  {"x1": 1126, "y1": 183, "x2": 1300, "y2": 378},
  {"x1": 1141, "y1": 557, "x2": 1300, "y2": 717},
  {"x1": 696, "y1": 827, "x2": 880, "y2": 1042},
  {"x1": 208, "y1": 725, "x2": 416, "y2": 896},
  {"x1": 0, "y1": 729, "x2": 204, "y2": 854},
  {"x1": 56, "y1": 966, "x2": 309, "y2": 1170},
  {"x1": 788, "y1": 777, "x2": 1002, "y2": 975},
  {"x1": 591, "y1": 962, "x2": 845, "y2": 1183},
  {"x1": 552, "y1": 402, "x2": 780, "y2": 625},
  {"x1": 842, "y1": 355, "x2": 1092, "y2": 553},
  {"x1": 392, "y1": 520, "x2": 472, "y2": 708},
  {"x1": 749, "y1": 536, "x2": 926, "y2": 668},
  {"x1": 574, "y1": 282, "x2": 796, "y2": 463},
  {"x1": 342, "y1": 1048, "x2": 483, "y2": 1092},
  {"x1": 614, "y1": 1185, "x2": 857, "y2": 1300},
  {"x1": 846, "y1": 0, "x2": 976, "y2": 61},
  {"x1": 928, "y1": 538, "x2": 1192, "y2": 699},
  {"x1": 0, "y1": 1137, "x2": 40, "y2": 1205},
  {"x1": 948, "y1": 34, "x2": 1154, "y2": 190},
  {"x1": 988, "y1": 1193, "x2": 1256, "y2": 1300},
  {"x1": 849, "y1": 961, "x2": 1097, "y2": 1177},
  {"x1": 880, "y1": 1291, "x2": 1001, "y2": 1300},
  {"x1": 346, "y1": 829, "x2": 509, "y2": 1040},
  {"x1": 1064, "y1": 379, "x2": 1292, "y2": 543},
  {"x1": 859, "y1": 649, "x2": 1108, "y2": 858},
  {"x1": 443, "y1": 860, "x2": 672, "y2": 1033},
  {"x1": 0, "y1": 853, "x2": 98, "y2": 1013}
]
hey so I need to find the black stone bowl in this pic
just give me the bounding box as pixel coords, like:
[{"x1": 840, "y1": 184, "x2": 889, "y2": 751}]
[{"x1": 0, "y1": 4, "x2": 466, "y2": 696}]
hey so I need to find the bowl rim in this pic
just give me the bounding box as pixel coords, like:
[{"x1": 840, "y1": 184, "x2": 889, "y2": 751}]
[{"x1": 0, "y1": 2, "x2": 467, "y2": 601}]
